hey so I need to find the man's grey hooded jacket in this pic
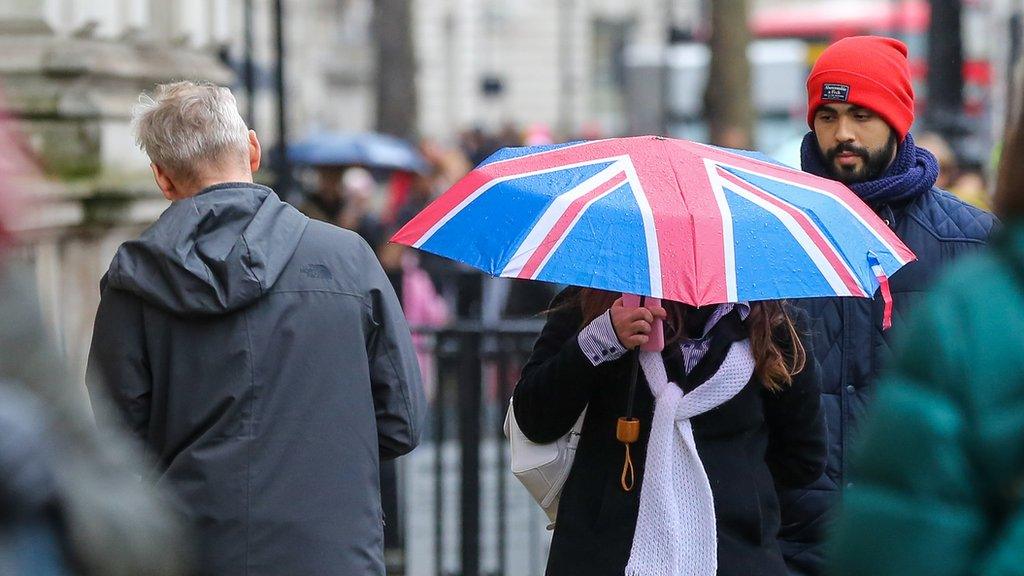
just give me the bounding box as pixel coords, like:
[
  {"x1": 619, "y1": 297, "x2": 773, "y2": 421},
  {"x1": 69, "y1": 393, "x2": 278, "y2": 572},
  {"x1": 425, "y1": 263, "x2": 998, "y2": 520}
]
[{"x1": 87, "y1": 182, "x2": 425, "y2": 576}]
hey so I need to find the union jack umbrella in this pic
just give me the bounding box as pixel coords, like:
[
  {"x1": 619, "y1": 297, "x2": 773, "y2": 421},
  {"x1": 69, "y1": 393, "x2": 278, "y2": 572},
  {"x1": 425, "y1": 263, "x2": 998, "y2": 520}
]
[{"x1": 391, "y1": 136, "x2": 915, "y2": 320}]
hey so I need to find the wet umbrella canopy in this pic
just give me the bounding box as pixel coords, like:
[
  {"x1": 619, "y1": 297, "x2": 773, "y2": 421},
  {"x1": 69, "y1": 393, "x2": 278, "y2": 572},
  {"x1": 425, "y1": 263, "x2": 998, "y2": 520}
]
[{"x1": 392, "y1": 136, "x2": 915, "y2": 308}]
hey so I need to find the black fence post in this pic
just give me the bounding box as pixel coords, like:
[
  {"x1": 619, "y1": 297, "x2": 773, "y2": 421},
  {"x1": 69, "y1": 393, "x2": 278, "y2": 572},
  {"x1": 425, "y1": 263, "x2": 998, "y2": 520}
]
[
  {"x1": 495, "y1": 333, "x2": 511, "y2": 576},
  {"x1": 417, "y1": 321, "x2": 544, "y2": 576},
  {"x1": 271, "y1": 0, "x2": 293, "y2": 202},
  {"x1": 459, "y1": 331, "x2": 482, "y2": 576},
  {"x1": 434, "y1": 334, "x2": 449, "y2": 576}
]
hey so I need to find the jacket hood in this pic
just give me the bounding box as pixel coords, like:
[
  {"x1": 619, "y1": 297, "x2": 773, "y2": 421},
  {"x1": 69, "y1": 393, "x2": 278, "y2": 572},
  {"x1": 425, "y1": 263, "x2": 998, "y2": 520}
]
[{"x1": 106, "y1": 182, "x2": 308, "y2": 316}]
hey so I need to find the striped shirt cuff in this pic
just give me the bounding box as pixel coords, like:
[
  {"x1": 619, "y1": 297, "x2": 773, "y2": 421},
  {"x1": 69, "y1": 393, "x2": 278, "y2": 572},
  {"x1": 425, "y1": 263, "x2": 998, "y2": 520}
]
[{"x1": 578, "y1": 310, "x2": 628, "y2": 366}]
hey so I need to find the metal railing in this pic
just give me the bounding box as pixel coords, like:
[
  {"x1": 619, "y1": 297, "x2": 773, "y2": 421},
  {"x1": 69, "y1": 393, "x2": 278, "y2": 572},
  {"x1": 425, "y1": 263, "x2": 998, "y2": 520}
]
[{"x1": 399, "y1": 320, "x2": 549, "y2": 576}]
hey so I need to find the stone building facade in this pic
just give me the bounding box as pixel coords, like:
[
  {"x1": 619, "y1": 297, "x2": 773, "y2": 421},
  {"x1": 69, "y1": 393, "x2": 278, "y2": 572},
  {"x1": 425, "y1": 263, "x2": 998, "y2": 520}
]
[
  {"x1": 1, "y1": 0, "x2": 234, "y2": 382},
  {"x1": 5, "y1": 0, "x2": 1024, "y2": 386},
  {"x1": 1, "y1": 0, "x2": 702, "y2": 385}
]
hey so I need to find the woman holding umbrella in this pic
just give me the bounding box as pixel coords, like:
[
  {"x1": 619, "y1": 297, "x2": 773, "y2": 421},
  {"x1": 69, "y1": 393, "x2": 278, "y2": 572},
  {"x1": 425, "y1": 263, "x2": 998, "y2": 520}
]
[
  {"x1": 390, "y1": 134, "x2": 917, "y2": 576},
  {"x1": 512, "y1": 288, "x2": 825, "y2": 576}
]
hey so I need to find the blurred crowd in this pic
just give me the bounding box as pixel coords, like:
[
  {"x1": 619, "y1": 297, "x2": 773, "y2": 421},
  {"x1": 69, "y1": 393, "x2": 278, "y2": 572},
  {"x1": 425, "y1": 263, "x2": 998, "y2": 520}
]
[
  {"x1": 916, "y1": 131, "x2": 992, "y2": 211},
  {"x1": 291, "y1": 123, "x2": 585, "y2": 332},
  {"x1": 290, "y1": 121, "x2": 997, "y2": 339}
]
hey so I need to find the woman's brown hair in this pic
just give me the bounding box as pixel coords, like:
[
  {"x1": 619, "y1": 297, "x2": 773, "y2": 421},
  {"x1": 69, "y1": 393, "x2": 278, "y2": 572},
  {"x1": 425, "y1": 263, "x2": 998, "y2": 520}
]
[
  {"x1": 573, "y1": 288, "x2": 806, "y2": 391},
  {"x1": 995, "y1": 61, "x2": 1024, "y2": 220}
]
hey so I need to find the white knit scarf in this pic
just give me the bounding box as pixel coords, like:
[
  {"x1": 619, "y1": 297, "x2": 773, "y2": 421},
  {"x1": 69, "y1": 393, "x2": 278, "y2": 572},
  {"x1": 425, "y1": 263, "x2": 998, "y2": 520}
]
[{"x1": 625, "y1": 339, "x2": 756, "y2": 576}]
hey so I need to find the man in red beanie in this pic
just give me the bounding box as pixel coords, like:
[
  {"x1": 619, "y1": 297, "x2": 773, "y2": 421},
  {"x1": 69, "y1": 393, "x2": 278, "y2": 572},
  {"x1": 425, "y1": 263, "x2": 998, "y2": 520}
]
[{"x1": 776, "y1": 36, "x2": 997, "y2": 576}]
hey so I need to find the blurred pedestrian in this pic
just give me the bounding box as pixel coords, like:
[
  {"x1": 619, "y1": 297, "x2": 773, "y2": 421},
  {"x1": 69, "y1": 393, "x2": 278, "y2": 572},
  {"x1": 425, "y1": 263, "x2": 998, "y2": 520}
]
[
  {"x1": 87, "y1": 81, "x2": 425, "y2": 576},
  {"x1": 501, "y1": 121, "x2": 526, "y2": 147},
  {"x1": 419, "y1": 137, "x2": 472, "y2": 191},
  {"x1": 826, "y1": 64, "x2": 1024, "y2": 576},
  {"x1": 336, "y1": 167, "x2": 385, "y2": 249},
  {"x1": 0, "y1": 105, "x2": 188, "y2": 576},
  {"x1": 299, "y1": 166, "x2": 385, "y2": 249},
  {"x1": 460, "y1": 126, "x2": 501, "y2": 167},
  {"x1": 950, "y1": 169, "x2": 991, "y2": 211},
  {"x1": 381, "y1": 168, "x2": 460, "y2": 308},
  {"x1": 523, "y1": 123, "x2": 551, "y2": 146},
  {"x1": 777, "y1": 36, "x2": 997, "y2": 576},
  {"x1": 502, "y1": 278, "x2": 561, "y2": 319},
  {"x1": 917, "y1": 131, "x2": 991, "y2": 210},
  {"x1": 513, "y1": 290, "x2": 825, "y2": 576},
  {"x1": 916, "y1": 131, "x2": 958, "y2": 188},
  {"x1": 1, "y1": 264, "x2": 191, "y2": 576},
  {"x1": 298, "y1": 165, "x2": 344, "y2": 221}
]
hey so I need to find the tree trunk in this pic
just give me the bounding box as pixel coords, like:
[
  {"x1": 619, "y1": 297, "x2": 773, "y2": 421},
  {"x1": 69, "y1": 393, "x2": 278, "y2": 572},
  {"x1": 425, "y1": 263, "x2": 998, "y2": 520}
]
[
  {"x1": 926, "y1": 0, "x2": 964, "y2": 140},
  {"x1": 703, "y1": 0, "x2": 753, "y2": 148},
  {"x1": 373, "y1": 11, "x2": 417, "y2": 571},
  {"x1": 373, "y1": 0, "x2": 418, "y2": 140}
]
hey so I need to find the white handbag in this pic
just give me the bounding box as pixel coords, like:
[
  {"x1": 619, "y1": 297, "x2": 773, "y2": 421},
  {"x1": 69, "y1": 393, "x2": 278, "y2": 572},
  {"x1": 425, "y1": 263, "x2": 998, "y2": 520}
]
[{"x1": 503, "y1": 398, "x2": 586, "y2": 527}]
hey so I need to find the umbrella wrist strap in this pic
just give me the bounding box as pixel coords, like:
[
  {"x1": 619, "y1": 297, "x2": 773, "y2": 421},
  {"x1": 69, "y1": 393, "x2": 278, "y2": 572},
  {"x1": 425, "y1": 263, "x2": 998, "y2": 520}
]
[
  {"x1": 879, "y1": 276, "x2": 893, "y2": 331},
  {"x1": 869, "y1": 253, "x2": 894, "y2": 331}
]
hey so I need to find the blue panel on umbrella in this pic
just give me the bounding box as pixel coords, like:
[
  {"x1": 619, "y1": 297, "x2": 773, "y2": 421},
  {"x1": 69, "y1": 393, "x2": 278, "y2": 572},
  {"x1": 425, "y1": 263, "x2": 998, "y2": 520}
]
[
  {"x1": 720, "y1": 166, "x2": 903, "y2": 285},
  {"x1": 419, "y1": 161, "x2": 615, "y2": 274},
  {"x1": 477, "y1": 141, "x2": 588, "y2": 168},
  {"x1": 723, "y1": 187, "x2": 837, "y2": 300},
  {"x1": 535, "y1": 182, "x2": 651, "y2": 295}
]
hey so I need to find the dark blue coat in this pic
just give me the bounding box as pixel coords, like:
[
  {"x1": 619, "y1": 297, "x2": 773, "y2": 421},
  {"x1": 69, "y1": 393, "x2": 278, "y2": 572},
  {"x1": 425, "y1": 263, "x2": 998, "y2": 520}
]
[{"x1": 777, "y1": 186, "x2": 996, "y2": 575}]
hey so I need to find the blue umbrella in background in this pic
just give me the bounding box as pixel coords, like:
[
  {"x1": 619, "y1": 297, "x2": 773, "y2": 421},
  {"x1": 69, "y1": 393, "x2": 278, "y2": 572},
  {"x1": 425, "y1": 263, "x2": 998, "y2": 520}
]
[{"x1": 288, "y1": 132, "x2": 429, "y2": 173}]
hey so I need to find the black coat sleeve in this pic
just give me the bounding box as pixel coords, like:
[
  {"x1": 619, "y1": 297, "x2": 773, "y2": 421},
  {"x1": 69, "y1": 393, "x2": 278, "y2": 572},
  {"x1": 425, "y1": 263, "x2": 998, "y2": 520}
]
[
  {"x1": 762, "y1": 307, "x2": 827, "y2": 489},
  {"x1": 86, "y1": 284, "x2": 152, "y2": 441},
  {"x1": 512, "y1": 288, "x2": 608, "y2": 444},
  {"x1": 360, "y1": 239, "x2": 426, "y2": 461}
]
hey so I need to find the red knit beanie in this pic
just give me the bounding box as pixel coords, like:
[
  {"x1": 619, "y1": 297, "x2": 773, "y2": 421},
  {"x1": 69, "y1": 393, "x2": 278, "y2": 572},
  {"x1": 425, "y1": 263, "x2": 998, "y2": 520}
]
[{"x1": 806, "y1": 36, "x2": 915, "y2": 139}]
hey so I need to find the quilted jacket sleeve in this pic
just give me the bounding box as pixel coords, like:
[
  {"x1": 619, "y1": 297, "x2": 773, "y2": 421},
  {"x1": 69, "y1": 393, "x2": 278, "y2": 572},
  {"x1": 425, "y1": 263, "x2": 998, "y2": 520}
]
[
  {"x1": 763, "y1": 307, "x2": 826, "y2": 489},
  {"x1": 827, "y1": 279, "x2": 991, "y2": 575}
]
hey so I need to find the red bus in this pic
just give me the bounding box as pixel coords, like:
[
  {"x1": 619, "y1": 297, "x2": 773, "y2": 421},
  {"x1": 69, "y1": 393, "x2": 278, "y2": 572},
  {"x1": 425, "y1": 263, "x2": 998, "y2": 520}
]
[{"x1": 752, "y1": 0, "x2": 992, "y2": 117}]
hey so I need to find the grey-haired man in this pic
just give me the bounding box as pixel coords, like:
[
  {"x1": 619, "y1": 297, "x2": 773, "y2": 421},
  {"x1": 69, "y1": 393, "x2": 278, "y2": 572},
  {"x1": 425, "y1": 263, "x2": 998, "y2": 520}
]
[{"x1": 87, "y1": 82, "x2": 425, "y2": 576}]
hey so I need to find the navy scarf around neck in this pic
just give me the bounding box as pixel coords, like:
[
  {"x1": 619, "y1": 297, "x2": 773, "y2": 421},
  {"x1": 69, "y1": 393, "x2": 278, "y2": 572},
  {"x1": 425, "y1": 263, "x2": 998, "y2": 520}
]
[{"x1": 800, "y1": 132, "x2": 940, "y2": 207}]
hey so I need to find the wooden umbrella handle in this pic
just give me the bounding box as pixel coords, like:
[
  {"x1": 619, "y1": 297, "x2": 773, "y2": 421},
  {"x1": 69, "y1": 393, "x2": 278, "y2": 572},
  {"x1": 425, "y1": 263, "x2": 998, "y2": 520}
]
[{"x1": 617, "y1": 417, "x2": 640, "y2": 491}]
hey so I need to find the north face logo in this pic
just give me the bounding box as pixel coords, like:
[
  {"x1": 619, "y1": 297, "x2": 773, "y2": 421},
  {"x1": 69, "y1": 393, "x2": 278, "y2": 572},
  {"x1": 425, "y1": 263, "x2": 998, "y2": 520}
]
[
  {"x1": 300, "y1": 264, "x2": 333, "y2": 280},
  {"x1": 822, "y1": 83, "x2": 850, "y2": 102}
]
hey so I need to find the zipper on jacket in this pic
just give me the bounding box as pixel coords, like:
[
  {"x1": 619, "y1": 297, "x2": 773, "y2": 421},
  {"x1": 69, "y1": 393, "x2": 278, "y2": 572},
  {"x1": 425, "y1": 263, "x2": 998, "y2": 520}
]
[{"x1": 878, "y1": 204, "x2": 897, "y2": 229}]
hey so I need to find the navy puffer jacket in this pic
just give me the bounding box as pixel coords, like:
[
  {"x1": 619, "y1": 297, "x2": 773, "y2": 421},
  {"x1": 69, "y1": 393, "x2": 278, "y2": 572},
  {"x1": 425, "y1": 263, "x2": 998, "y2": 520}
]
[{"x1": 778, "y1": 139, "x2": 997, "y2": 575}]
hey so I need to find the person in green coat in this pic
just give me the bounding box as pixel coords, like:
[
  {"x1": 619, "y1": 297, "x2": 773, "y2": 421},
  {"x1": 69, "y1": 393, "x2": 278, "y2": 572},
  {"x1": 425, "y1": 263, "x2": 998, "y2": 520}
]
[{"x1": 826, "y1": 83, "x2": 1024, "y2": 575}]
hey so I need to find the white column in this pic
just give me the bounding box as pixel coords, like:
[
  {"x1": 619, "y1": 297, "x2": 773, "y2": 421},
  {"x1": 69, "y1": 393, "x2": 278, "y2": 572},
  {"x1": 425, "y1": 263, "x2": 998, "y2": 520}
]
[
  {"x1": 175, "y1": 0, "x2": 210, "y2": 47},
  {"x1": 66, "y1": 0, "x2": 121, "y2": 39},
  {"x1": 148, "y1": 0, "x2": 174, "y2": 41},
  {"x1": 0, "y1": 0, "x2": 57, "y2": 25},
  {"x1": 455, "y1": 0, "x2": 480, "y2": 129},
  {"x1": 210, "y1": 0, "x2": 232, "y2": 45},
  {"x1": 0, "y1": 0, "x2": 64, "y2": 33},
  {"x1": 121, "y1": 0, "x2": 149, "y2": 34}
]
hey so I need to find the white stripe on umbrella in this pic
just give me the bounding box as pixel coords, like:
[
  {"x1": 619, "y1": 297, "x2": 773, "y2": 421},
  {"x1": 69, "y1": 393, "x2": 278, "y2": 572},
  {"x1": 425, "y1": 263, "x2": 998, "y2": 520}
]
[
  {"x1": 413, "y1": 156, "x2": 626, "y2": 249},
  {"x1": 703, "y1": 159, "x2": 739, "y2": 303},
  {"x1": 501, "y1": 158, "x2": 632, "y2": 278},
  {"x1": 718, "y1": 168, "x2": 868, "y2": 297},
  {"x1": 722, "y1": 177, "x2": 860, "y2": 297},
  {"x1": 712, "y1": 160, "x2": 912, "y2": 266},
  {"x1": 621, "y1": 157, "x2": 664, "y2": 299}
]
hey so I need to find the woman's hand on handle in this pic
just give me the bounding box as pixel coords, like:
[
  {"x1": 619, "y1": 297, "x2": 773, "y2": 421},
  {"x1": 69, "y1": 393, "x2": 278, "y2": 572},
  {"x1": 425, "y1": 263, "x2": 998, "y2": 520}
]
[{"x1": 610, "y1": 297, "x2": 667, "y2": 349}]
